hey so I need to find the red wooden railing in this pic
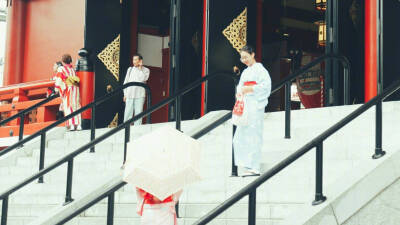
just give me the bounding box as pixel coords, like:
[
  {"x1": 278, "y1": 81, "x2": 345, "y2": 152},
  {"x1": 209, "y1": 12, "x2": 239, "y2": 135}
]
[{"x1": 0, "y1": 80, "x2": 64, "y2": 138}]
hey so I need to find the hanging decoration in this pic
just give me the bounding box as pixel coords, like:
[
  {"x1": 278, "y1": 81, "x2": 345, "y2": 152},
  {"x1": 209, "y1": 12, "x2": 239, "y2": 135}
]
[
  {"x1": 222, "y1": 8, "x2": 247, "y2": 53},
  {"x1": 316, "y1": 21, "x2": 326, "y2": 46}
]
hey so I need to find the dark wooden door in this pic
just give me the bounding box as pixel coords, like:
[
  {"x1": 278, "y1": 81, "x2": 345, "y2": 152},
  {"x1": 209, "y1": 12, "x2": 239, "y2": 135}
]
[{"x1": 205, "y1": 0, "x2": 252, "y2": 112}]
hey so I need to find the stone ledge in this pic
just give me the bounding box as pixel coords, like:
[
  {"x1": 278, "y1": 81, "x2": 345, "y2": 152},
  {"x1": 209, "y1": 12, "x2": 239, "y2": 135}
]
[{"x1": 281, "y1": 146, "x2": 400, "y2": 225}]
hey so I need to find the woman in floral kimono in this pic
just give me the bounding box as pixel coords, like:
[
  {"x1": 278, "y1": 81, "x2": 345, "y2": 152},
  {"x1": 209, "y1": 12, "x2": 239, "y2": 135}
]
[
  {"x1": 57, "y1": 54, "x2": 82, "y2": 131},
  {"x1": 233, "y1": 45, "x2": 271, "y2": 177},
  {"x1": 136, "y1": 188, "x2": 182, "y2": 225}
]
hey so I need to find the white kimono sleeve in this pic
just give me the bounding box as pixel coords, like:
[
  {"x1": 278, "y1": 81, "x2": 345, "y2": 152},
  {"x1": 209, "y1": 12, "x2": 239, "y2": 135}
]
[{"x1": 252, "y1": 66, "x2": 272, "y2": 109}]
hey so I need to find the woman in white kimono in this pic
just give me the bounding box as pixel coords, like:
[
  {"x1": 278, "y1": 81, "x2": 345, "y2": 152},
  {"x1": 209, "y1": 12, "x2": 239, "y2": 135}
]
[
  {"x1": 136, "y1": 188, "x2": 182, "y2": 225},
  {"x1": 233, "y1": 45, "x2": 272, "y2": 177}
]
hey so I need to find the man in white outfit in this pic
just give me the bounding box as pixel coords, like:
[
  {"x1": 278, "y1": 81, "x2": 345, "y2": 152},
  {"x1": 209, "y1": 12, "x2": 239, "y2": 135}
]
[{"x1": 123, "y1": 54, "x2": 150, "y2": 125}]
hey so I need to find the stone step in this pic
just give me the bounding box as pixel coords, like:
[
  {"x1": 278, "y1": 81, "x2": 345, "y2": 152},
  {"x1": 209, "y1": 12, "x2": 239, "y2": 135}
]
[
  {"x1": 0, "y1": 217, "x2": 36, "y2": 225},
  {"x1": 78, "y1": 202, "x2": 302, "y2": 220},
  {"x1": 0, "y1": 204, "x2": 57, "y2": 217}
]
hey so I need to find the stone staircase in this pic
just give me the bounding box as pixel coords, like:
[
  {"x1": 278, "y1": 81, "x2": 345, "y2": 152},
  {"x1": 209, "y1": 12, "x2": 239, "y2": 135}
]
[{"x1": 0, "y1": 101, "x2": 399, "y2": 225}]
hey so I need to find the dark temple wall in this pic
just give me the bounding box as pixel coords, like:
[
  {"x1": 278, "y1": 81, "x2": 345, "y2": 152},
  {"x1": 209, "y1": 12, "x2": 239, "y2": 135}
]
[
  {"x1": 85, "y1": 0, "x2": 125, "y2": 127},
  {"x1": 206, "y1": 0, "x2": 249, "y2": 112}
]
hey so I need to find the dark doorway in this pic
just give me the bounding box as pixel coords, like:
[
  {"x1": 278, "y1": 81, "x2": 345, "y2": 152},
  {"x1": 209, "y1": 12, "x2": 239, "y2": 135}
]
[
  {"x1": 382, "y1": 0, "x2": 400, "y2": 101},
  {"x1": 258, "y1": 0, "x2": 366, "y2": 109},
  {"x1": 138, "y1": 0, "x2": 203, "y2": 122},
  {"x1": 206, "y1": 0, "x2": 247, "y2": 113},
  {"x1": 338, "y1": 0, "x2": 365, "y2": 104},
  {"x1": 260, "y1": 0, "x2": 325, "y2": 111}
]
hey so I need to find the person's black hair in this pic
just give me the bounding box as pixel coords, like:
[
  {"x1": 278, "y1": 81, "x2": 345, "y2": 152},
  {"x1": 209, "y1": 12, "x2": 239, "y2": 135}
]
[
  {"x1": 133, "y1": 54, "x2": 143, "y2": 60},
  {"x1": 56, "y1": 61, "x2": 63, "y2": 67},
  {"x1": 240, "y1": 45, "x2": 255, "y2": 55}
]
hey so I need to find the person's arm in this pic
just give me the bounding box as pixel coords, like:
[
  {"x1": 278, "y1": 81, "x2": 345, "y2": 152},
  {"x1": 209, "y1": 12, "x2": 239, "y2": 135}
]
[
  {"x1": 236, "y1": 73, "x2": 245, "y2": 98},
  {"x1": 123, "y1": 67, "x2": 131, "y2": 100},
  {"x1": 138, "y1": 67, "x2": 150, "y2": 82},
  {"x1": 252, "y1": 66, "x2": 272, "y2": 108}
]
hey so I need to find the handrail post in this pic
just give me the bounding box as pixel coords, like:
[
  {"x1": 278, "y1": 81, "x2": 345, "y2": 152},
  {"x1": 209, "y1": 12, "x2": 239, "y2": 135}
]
[
  {"x1": 90, "y1": 105, "x2": 96, "y2": 153},
  {"x1": 313, "y1": 142, "x2": 327, "y2": 205},
  {"x1": 18, "y1": 115, "x2": 24, "y2": 141},
  {"x1": 248, "y1": 190, "x2": 256, "y2": 225},
  {"x1": 373, "y1": 101, "x2": 386, "y2": 159},
  {"x1": 64, "y1": 159, "x2": 74, "y2": 205},
  {"x1": 107, "y1": 192, "x2": 115, "y2": 225},
  {"x1": 1, "y1": 196, "x2": 9, "y2": 225},
  {"x1": 123, "y1": 125, "x2": 130, "y2": 165},
  {"x1": 146, "y1": 90, "x2": 151, "y2": 124},
  {"x1": 176, "y1": 203, "x2": 180, "y2": 219},
  {"x1": 285, "y1": 82, "x2": 291, "y2": 139},
  {"x1": 343, "y1": 66, "x2": 350, "y2": 105},
  {"x1": 231, "y1": 125, "x2": 238, "y2": 176},
  {"x1": 175, "y1": 96, "x2": 181, "y2": 131},
  {"x1": 38, "y1": 133, "x2": 46, "y2": 183}
]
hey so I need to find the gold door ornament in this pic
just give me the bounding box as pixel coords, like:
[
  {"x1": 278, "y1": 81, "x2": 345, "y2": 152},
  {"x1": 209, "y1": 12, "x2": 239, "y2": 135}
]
[
  {"x1": 108, "y1": 113, "x2": 119, "y2": 128},
  {"x1": 222, "y1": 8, "x2": 247, "y2": 53},
  {"x1": 98, "y1": 34, "x2": 121, "y2": 81}
]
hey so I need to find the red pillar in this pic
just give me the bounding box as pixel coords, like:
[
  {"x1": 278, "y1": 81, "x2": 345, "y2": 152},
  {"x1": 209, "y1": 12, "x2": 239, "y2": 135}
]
[
  {"x1": 256, "y1": 0, "x2": 263, "y2": 62},
  {"x1": 75, "y1": 49, "x2": 94, "y2": 129},
  {"x1": 365, "y1": 0, "x2": 378, "y2": 102},
  {"x1": 3, "y1": 0, "x2": 27, "y2": 86},
  {"x1": 201, "y1": 0, "x2": 208, "y2": 116}
]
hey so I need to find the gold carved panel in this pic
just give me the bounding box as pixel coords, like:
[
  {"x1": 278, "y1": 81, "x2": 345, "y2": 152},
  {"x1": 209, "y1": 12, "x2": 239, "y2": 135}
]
[
  {"x1": 108, "y1": 113, "x2": 119, "y2": 128},
  {"x1": 98, "y1": 34, "x2": 120, "y2": 81},
  {"x1": 222, "y1": 8, "x2": 247, "y2": 53}
]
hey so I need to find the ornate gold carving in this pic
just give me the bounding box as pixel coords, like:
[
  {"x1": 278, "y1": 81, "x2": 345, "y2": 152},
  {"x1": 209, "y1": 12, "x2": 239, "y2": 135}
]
[
  {"x1": 108, "y1": 113, "x2": 119, "y2": 128},
  {"x1": 222, "y1": 8, "x2": 247, "y2": 53},
  {"x1": 98, "y1": 35, "x2": 120, "y2": 81}
]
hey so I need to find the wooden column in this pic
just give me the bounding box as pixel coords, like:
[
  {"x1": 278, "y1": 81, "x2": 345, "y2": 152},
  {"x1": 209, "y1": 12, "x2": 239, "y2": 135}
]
[{"x1": 3, "y1": 0, "x2": 26, "y2": 85}]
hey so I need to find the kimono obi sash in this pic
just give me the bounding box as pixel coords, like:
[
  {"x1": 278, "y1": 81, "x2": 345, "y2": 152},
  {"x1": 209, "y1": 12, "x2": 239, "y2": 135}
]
[
  {"x1": 244, "y1": 81, "x2": 257, "y2": 86},
  {"x1": 137, "y1": 188, "x2": 177, "y2": 225},
  {"x1": 144, "y1": 194, "x2": 173, "y2": 204},
  {"x1": 139, "y1": 189, "x2": 174, "y2": 205}
]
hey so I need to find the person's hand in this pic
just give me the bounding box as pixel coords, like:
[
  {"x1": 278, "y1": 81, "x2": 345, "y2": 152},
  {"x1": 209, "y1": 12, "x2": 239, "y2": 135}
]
[
  {"x1": 241, "y1": 86, "x2": 254, "y2": 95},
  {"x1": 233, "y1": 66, "x2": 240, "y2": 75},
  {"x1": 123, "y1": 96, "x2": 126, "y2": 102}
]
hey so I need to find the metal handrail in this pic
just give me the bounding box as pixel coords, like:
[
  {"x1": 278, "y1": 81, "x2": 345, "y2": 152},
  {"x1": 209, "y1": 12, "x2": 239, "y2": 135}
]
[
  {"x1": 1, "y1": 54, "x2": 352, "y2": 224},
  {"x1": 273, "y1": 53, "x2": 351, "y2": 139},
  {"x1": 16, "y1": 54, "x2": 352, "y2": 224},
  {"x1": 194, "y1": 79, "x2": 400, "y2": 225},
  {"x1": 0, "y1": 52, "x2": 350, "y2": 223},
  {"x1": 0, "y1": 82, "x2": 152, "y2": 157},
  {"x1": 52, "y1": 113, "x2": 233, "y2": 225},
  {"x1": 271, "y1": 53, "x2": 351, "y2": 96},
  {"x1": 0, "y1": 71, "x2": 237, "y2": 225}
]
